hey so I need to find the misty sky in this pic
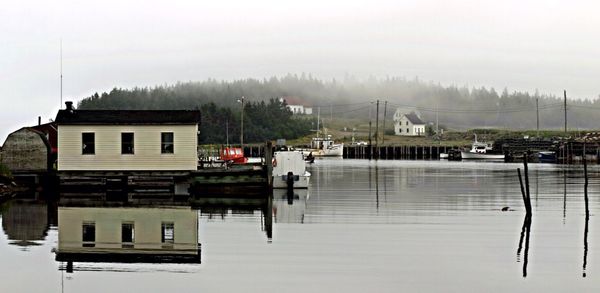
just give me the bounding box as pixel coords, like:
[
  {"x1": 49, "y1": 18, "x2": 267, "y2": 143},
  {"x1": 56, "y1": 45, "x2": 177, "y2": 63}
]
[{"x1": 2, "y1": 0, "x2": 600, "y2": 142}]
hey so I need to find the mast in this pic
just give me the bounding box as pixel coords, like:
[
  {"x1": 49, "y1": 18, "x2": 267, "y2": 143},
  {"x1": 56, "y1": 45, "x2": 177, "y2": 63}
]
[
  {"x1": 317, "y1": 107, "x2": 321, "y2": 138},
  {"x1": 60, "y1": 38, "x2": 63, "y2": 108}
]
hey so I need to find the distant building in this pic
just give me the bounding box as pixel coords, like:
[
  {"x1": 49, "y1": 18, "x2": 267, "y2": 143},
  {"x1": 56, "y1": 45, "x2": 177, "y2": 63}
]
[
  {"x1": 55, "y1": 101, "x2": 201, "y2": 172},
  {"x1": 280, "y1": 97, "x2": 313, "y2": 115},
  {"x1": 393, "y1": 110, "x2": 426, "y2": 136}
]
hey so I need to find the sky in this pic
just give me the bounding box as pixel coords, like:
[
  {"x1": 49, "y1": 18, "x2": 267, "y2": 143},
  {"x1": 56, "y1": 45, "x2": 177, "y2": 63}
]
[{"x1": 2, "y1": 0, "x2": 600, "y2": 143}]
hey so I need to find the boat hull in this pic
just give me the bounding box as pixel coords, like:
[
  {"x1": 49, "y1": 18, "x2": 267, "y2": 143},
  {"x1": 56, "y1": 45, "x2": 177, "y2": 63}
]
[
  {"x1": 300, "y1": 144, "x2": 343, "y2": 157},
  {"x1": 538, "y1": 151, "x2": 557, "y2": 163},
  {"x1": 460, "y1": 151, "x2": 505, "y2": 160},
  {"x1": 272, "y1": 171, "x2": 311, "y2": 189}
]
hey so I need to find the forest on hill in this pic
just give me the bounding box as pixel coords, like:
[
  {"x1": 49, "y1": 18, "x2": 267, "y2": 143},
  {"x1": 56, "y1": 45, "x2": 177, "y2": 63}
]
[{"x1": 77, "y1": 74, "x2": 600, "y2": 142}]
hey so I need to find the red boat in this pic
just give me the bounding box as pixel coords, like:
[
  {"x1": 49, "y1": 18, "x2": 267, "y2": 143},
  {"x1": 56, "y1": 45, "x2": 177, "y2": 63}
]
[{"x1": 220, "y1": 147, "x2": 248, "y2": 164}]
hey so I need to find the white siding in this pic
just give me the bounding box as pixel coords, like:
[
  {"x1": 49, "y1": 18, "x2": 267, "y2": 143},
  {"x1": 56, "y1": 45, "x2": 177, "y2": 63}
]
[
  {"x1": 58, "y1": 207, "x2": 198, "y2": 252},
  {"x1": 58, "y1": 125, "x2": 198, "y2": 171},
  {"x1": 394, "y1": 116, "x2": 426, "y2": 136}
]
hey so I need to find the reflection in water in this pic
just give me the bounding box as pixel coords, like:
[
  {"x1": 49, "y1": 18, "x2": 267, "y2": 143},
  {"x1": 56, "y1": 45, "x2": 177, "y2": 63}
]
[
  {"x1": 273, "y1": 189, "x2": 308, "y2": 223},
  {"x1": 1, "y1": 201, "x2": 54, "y2": 248},
  {"x1": 55, "y1": 205, "x2": 201, "y2": 273},
  {"x1": 193, "y1": 195, "x2": 273, "y2": 240},
  {"x1": 517, "y1": 214, "x2": 532, "y2": 278},
  {"x1": 583, "y1": 160, "x2": 590, "y2": 278}
]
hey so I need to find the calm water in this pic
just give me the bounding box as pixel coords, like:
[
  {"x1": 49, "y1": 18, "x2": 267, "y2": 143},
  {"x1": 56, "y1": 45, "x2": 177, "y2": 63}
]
[{"x1": 1, "y1": 159, "x2": 600, "y2": 292}]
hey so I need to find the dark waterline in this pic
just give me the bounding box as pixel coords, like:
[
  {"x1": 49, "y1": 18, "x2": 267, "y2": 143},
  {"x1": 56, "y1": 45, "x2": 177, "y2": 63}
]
[{"x1": 1, "y1": 160, "x2": 599, "y2": 292}]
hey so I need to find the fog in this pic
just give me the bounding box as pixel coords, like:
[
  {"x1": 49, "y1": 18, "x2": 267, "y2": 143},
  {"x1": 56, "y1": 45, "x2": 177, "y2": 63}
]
[{"x1": 2, "y1": 0, "x2": 600, "y2": 142}]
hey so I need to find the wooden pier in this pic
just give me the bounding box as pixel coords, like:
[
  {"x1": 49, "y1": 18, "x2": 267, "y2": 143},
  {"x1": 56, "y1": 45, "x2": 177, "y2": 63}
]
[{"x1": 343, "y1": 145, "x2": 464, "y2": 160}]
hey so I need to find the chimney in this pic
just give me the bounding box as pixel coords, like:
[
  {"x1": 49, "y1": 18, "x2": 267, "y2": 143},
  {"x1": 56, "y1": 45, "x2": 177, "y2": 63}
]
[{"x1": 65, "y1": 101, "x2": 74, "y2": 113}]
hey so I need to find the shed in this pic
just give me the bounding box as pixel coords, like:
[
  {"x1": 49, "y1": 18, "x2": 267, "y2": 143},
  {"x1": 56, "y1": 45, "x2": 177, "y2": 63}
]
[{"x1": 0, "y1": 127, "x2": 52, "y2": 173}]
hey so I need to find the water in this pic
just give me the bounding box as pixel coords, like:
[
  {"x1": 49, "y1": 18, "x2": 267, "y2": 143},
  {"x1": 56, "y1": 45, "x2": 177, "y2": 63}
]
[{"x1": 1, "y1": 159, "x2": 600, "y2": 292}]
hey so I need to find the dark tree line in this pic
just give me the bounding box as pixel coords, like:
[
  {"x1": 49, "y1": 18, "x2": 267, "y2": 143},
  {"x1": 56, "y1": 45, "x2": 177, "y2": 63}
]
[{"x1": 77, "y1": 74, "x2": 600, "y2": 133}]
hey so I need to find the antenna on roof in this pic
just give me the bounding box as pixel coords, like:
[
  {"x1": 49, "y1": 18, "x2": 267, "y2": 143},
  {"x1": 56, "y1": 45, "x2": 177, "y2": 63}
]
[{"x1": 60, "y1": 38, "x2": 63, "y2": 108}]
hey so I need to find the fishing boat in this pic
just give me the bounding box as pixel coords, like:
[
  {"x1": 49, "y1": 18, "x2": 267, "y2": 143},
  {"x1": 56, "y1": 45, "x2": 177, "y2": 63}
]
[
  {"x1": 461, "y1": 134, "x2": 505, "y2": 160},
  {"x1": 538, "y1": 151, "x2": 557, "y2": 163},
  {"x1": 219, "y1": 147, "x2": 247, "y2": 164},
  {"x1": 272, "y1": 150, "x2": 311, "y2": 189},
  {"x1": 301, "y1": 135, "x2": 344, "y2": 157}
]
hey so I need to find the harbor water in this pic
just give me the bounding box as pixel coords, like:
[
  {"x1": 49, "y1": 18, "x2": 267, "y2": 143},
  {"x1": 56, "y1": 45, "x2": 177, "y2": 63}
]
[{"x1": 1, "y1": 159, "x2": 599, "y2": 292}]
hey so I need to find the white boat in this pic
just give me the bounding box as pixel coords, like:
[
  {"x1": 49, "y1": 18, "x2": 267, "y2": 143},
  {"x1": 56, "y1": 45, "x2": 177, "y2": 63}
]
[
  {"x1": 272, "y1": 150, "x2": 311, "y2": 189},
  {"x1": 300, "y1": 135, "x2": 344, "y2": 157},
  {"x1": 439, "y1": 153, "x2": 449, "y2": 159},
  {"x1": 460, "y1": 134, "x2": 505, "y2": 160}
]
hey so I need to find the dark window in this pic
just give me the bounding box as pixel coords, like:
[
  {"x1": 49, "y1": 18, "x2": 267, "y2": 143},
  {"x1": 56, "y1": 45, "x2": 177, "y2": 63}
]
[
  {"x1": 82, "y1": 133, "x2": 95, "y2": 155},
  {"x1": 122, "y1": 223, "x2": 135, "y2": 247},
  {"x1": 406, "y1": 128, "x2": 409, "y2": 133},
  {"x1": 82, "y1": 222, "x2": 95, "y2": 247},
  {"x1": 161, "y1": 132, "x2": 174, "y2": 154},
  {"x1": 406, "y1": 121, "x2": 409, "y2": 126},
  {"x1": 121, "y1": 133, "x2": 134, "y2": 154},
  {"x1": 161, "y1": 222, "x2": 174, "y2": 243},
  {"x1": 399, "y1": 128, "x2": 402, "y2": 133}
]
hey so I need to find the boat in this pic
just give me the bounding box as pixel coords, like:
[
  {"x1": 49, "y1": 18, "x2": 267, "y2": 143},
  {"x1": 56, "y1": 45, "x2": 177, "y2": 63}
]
[
  {"x1": 272, "y1": 150, "x2": 311, "y2": 189},
  {"x1": 538, "y1": 151, "x2": 557, "y2": 163},
  {"x1": 219, "y1": 147, "x2": 247, "y2": 164},
  {"x1": 439, "y1": 153, "x2": 449, "y2": 159},
  {"x1": 299, "y1": 107, "x2": 343, "y2": 157},
  {"x1": 460, "y1": 134, "x2": 505, "y2": 160},
  {"x1": 301, "y1": 135, "x2": 344, "y2": 157}
]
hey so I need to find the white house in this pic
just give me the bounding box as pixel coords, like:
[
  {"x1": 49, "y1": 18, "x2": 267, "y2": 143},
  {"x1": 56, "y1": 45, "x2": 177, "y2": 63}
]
[
  {"x1": 55, "y1": 101, "x2": 201, "y2": 172},
  {"x1": 393, "y1": 110, "x2": 426, "y2": 136},
  {"x1": 281, "y1": 97, "x2": 313, "y2": 115}
]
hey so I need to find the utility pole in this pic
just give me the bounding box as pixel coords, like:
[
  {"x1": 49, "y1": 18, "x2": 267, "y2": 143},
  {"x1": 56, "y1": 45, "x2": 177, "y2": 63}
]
[
  {"x1": 435, "y1": 103, "x2": 439, "y2": 139},
  {"x1": 238, "y1": 96, "x2": 245, "y2": 148},
  {"x1": 226, "y1": 119, "x2": 229, "y2": 146},
  {"x1": 536, "y1": 97, "x2": 539, "y2": 137},
  {"x1": 382, "y1": 101, "x2": 387, "y2": 145},
  {"x1": 375, "y1": 100, "x2": 380, "y2": 147},
  {"x1": 317, "y1": 107, "x2": 321, "y2": 138},
  {"x1": 368, "y1": 103, "x2": 373, "y2": 147},
  {"x1": 564, "y1": 90, "x2": 567, "y2": 134}
]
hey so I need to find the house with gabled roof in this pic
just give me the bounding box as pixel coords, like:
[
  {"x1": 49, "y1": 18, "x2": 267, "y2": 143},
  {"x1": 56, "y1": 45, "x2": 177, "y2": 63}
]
[
  {"x1": 393, "y1": 110, "x2": 426, "y2": 136},
  {"x1": 55, "y1": 101, "x2": 201, "y2": 172}
]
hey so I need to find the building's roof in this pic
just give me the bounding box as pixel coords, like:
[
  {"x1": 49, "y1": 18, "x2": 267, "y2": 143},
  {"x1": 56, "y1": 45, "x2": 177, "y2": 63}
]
[
  {"x1": 404, "y1": 112, "x2": 425, "y2": 125},
  {"x1": 55, "y1": 110, "x2": 201, "y2": 125}
]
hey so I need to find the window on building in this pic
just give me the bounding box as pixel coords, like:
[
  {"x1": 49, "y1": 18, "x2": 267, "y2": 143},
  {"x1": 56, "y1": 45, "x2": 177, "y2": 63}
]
[
  {"x1": 122, "y1": 222, "x2": 135, "y2": 247},
  {"x1": 399, "y1": 128, "x2": 402, "y2": 133},
  {"x1": 406, "y1": 128, "x2": 409, "y2": 133},
  {"x1": 161, "y1": 132, "x2": 174, "y2": 154},
  {"x1": 406, "y1": 121, "x2": 409, "y2": 126},
  {"x1": 121, "y1": 133, "x2": 134, "y2": 154},
  {"x1": 82, "y1": 222, "x2": 95, "y2": 247},
  {"x1": 162, "y1": 222, "x2": 174, "y2": 243},
  {"x1": 82, "y1": 133, "x2": 95, "y2": 155}
]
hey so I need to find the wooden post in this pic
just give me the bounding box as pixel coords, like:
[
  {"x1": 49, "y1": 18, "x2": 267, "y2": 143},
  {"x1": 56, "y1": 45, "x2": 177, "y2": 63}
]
[
  {"x1": 265, "y1": 141, "x2": 273, "y2": 190},
  {"x1": 583, "y1": 145, "x2": 589, "y2": 277}
]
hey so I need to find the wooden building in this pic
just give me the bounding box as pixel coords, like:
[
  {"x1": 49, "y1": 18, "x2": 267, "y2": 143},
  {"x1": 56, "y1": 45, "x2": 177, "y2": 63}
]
[
  {"x1": 0, "y1": 127, "x2": 53, "y2": 173},
  {"x1": 55, "y1": 102, "x2": 201, "y2": 172},
  {"x1": 393, "y1": 110, "x2": 426, "y2": 136}
]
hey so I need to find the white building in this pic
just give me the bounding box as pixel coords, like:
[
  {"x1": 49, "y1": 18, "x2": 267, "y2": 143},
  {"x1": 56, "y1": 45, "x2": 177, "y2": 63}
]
[
  {"x1": 393, "y1": 110, "x2": 426, "y2": 136},
  {"x1": 281, "y1": 97, "x2": 313, "y2": 115},
  {"x1": 55, "y1": 101, "x2": 201, "y2": 171}
]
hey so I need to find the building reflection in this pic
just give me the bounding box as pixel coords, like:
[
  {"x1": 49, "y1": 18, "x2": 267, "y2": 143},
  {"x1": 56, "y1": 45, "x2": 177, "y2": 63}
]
[
  {"x1": 55, "y1": 204, "x2": 201, "y2": 273},
  {"x1": 1, "y1": 201, "x2": 56, "y2": 247},
  {"x1": 192, "y1": 195, "x2": 273, "y2": 240}
]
